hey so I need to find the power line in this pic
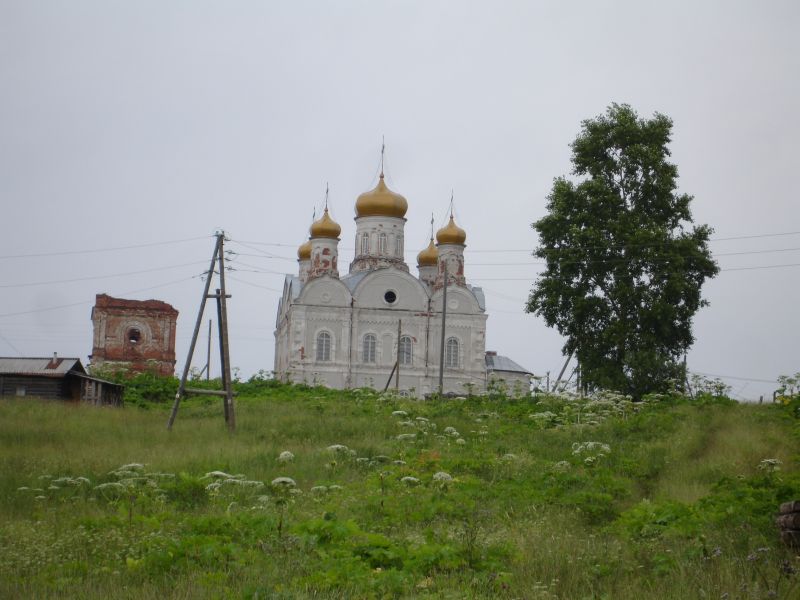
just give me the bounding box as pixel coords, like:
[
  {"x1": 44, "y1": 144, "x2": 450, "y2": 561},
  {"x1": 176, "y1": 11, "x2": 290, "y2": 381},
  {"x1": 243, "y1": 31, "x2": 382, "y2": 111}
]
[
  {"x1": 0, "y1": 260, "x2": 209, "y2": 289},
  {"x1": 469, "y1": 262, "x2": 800, "y2": 280},
  {"x1": 0, "y1": 331, "x2": 21, "y2": 355},
  {"x1": 691, "y1": 370, "x2": 778, "y2": 385},
  {"x1": 0, "y1": 235, "x2": 210, "y2": 260},
  {"x1": 227, "y1": 251, "x2": 296, "y2": 262},
  {"x1": 722, "y1": 262, "x2": 800, "y2": 272},
  {"x1": 0, "y1": 276, "x2": 196, "y2": 319},
  {"x1": 228, "y1": 240, "x2": 296, "y2": 261},
  {"x1": 467, "y1": 246, "x2": 800, "y2": 266},
  {"x1": 227, "y1": 275, "x2": 282, "y2": 293},
  {"x1": 462, "y1": 230, "x2": 800, "y2": 254}
]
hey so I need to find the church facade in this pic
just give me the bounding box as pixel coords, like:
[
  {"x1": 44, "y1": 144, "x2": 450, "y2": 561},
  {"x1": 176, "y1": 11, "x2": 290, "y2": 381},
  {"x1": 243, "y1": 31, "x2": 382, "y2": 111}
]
[{"x1": 273, "y1": 168, "x2": 530, "y2": 396}]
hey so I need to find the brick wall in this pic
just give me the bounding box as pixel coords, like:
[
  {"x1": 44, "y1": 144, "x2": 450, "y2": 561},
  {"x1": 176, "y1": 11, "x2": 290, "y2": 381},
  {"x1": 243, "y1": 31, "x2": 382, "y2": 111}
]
[{"x1": 91, "y1": 294, "x2": 178, "y2": 376}]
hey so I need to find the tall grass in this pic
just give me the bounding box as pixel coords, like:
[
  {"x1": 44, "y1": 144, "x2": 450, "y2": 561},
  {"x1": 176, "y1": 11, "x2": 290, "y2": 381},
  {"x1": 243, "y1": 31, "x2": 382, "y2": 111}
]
[{"x1": 1, "y1": 387, "x2": 798, "y2": 599}]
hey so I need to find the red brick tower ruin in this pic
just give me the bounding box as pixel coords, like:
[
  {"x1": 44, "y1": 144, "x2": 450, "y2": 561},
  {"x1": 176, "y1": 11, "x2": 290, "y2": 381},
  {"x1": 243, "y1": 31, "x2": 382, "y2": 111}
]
[{"x1": 90, "y1": 294, "x2": 178, "y2": 376}]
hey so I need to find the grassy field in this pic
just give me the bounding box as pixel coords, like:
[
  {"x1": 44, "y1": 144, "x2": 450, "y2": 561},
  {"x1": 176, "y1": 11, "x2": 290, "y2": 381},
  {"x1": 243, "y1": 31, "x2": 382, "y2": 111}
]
[{"x1": 1, "y1": 383, "x2": 799, "y2": 599}]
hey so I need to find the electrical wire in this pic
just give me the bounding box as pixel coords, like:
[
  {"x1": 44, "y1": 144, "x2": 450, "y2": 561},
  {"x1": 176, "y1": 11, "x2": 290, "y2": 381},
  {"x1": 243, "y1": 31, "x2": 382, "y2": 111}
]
[
  {"x1": 462, "y1": 230, "x2": 800, "y2": 254},
  {"x1": 690, "y1": 370, "x2": 778, "y2": 385},
  {"x1": 0, "y1": 260, "x2": 209, "y2": 289},
  {"x1": 469, "y1": 262, "x2": 800, "y2": 280},
  {"x1": 467, "y1": 246, "x2": 800, "y2": 266},
  {"x1": 226, "y1": 275, "x2": 281, "y2": 293},
  {"x1": 0, "y1": 276, "x2": 197, "y2": 319},
  {"x1": 0, "y1": 235, "x2": 210, "y2": 260}
]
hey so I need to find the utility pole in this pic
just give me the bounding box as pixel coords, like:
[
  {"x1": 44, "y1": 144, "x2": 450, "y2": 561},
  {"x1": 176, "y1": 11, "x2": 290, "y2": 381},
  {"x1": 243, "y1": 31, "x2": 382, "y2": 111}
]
[
  {"x1": 438, "y1": 262, "x2": 448, "y2": 395},
  {"x1": 205, "y1": 319, "x2": 212, "y2": 381},
  {"x1": 216, "y1": 232, "x2": 235, "y2": 430},
  {"x1": 395, "y1": 320, "x2": 401, "y2": 391},
  {"x1": 551, "y1": 350, "x2": 573, "y2": 393},
  {"x1": 167, "y1": 232, "x2": 236, "y2": 432}
]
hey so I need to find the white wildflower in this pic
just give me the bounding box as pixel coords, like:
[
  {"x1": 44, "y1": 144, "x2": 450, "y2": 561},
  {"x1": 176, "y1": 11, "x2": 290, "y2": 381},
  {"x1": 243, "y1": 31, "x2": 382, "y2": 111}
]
[
  {"x1": 571, "y1": 441, "x2": 611, "y2": 456},
  {"x1": 94, "y1": 482, "x2": 125, "y2": 492},
  {"x1": 551, "y1": 461, "x2": 571, "y2": 473},
  {"x1": 455, "y1": 438, "x2": 467, "y2": 446},
  {"x1": 326, "y1": 444, "x2": 349, "y2": 454},
  {"x1": 758, "y1": 458, "x2": 782, "y2": 473},
  {"x1": 271, "y1": 476, "x2": 297, "y2": 488},
  {"x1": 396, "y1": 433, "x2": 416, "y2": 442},
  {"x1": 278, "y1": 451, "x2": 295, "y2": 463},
  {"x1": 401, "y1": 476, "x2": 421, "y2": 486},
  {"x1": 392, "y1": 410, "x2": 409, "y2": 418},
  {"x1": 432, "y1": 471, "x2": 453, "y2": 482},
  {"x1": 202, "y1": 470, "x2": 242, "y2": 480},
  {"x1": 393, "y1": 460, "x2": 407, "y2": 466},
  {"x1": 119, "y1": 463, "x2": 145, "y2": 472},
  {"x1": 310, "y1": 485, "x2": 328, "y2": 495},
  {"x1": 443, "y1": 426, "x2": 459, "y2": 437},
  {"x1": 501, "y1": 453, "x2": 518, "y2": 461}
]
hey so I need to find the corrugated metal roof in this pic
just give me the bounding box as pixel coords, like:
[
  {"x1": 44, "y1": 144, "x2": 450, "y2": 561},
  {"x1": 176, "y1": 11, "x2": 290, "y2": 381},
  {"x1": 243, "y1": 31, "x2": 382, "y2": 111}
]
[
  {"x1": 286, "y1": 275, "x2": 303, "y2": 300},
  {"x1": 0, "y1": 357, "x2": 84, "y2": 377},
  {"x1": 341, "y1": 271, "x2": 369, "y2": 293},
  {"x1": 467, "y1": 285, "x2": 486, "y2": 312},
  {"x1": 485, "y1": 354, "x2": 532, "y2": 375}
]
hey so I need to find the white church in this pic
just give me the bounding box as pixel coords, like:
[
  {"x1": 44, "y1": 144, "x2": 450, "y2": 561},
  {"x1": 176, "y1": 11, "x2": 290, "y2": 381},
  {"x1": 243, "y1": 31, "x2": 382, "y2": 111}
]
[{"x1": 273, "y1": 165, "x2": 532, "y2": 396}]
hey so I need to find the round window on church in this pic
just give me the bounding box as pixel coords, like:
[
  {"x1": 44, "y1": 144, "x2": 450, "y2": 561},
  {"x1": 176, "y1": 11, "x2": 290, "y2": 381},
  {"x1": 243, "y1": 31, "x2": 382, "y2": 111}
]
[{"x1": 384, "y1": 290, "x2": 397, "y2": 304}]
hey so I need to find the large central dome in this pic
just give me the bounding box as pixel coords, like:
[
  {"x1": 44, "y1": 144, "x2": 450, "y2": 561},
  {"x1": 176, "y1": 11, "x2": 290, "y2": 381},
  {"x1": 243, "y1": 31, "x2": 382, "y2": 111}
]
[{"x1": 355, "y1": 173, "x2": 408, "y2": 218}]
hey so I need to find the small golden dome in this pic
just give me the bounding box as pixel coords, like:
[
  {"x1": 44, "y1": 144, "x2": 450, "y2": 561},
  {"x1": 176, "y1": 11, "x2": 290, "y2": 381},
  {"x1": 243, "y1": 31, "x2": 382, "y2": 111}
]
[
  {"x1": 355, "y1": 174, "x2": 408, "y2": 218},
  {"x1": 436, "y1": 215, "x2": 466, "y2": 245},
  {"x1": 297, "y1": 239, "x2": 312, "y2": 260},
  {"x1": 309, "y1": 208, "x2": 341, "y2": 239},
  {"x1": 417, "y1": 238, "x2": 438, "y2": 266}
]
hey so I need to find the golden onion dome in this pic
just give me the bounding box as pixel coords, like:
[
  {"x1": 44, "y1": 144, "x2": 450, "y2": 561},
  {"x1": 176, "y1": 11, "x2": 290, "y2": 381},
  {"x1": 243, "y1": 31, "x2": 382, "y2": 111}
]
[
  {"x1": 355, "y1": 173, "x2": 408, "y2": 218},
  {"x1": 436, "y1": 215, "x2": 467, "y2": 246},
  {"x1": 297, "y1": 239, "x2": 312, "y2": 261},
  {"x1": 309, "y1": 208, "x2": 341, "y2": 239},
  {"x1": 417, "y1": 238, "x2": 438, "y2": 266}
]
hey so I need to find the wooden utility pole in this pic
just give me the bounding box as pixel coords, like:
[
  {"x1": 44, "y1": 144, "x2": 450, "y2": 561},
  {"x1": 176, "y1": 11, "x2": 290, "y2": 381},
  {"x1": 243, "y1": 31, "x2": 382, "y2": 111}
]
[
  {"x1": 167, "y1": 232, "x2": 236, "y2": 431},
  {"x1": 438, "y1": 262, "x2": 448, "y2": 395},
  {"x1": 216, "y1": 234, "x2": 235, "y2": 429},
  {"x1": 551, "y1": 350, "x2": 573, "y2": 393},
  {"x1": 395, "y1": 320, "x2": 402, "y2": 391},
  {"x1": 205, "y1": 319, "x2": 212, "y2": 381}
]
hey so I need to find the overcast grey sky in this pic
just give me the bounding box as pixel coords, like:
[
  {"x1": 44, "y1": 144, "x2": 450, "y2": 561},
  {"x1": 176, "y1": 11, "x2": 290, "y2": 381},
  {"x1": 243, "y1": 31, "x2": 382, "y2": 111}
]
[{"x1": 1, "y1": 1, "x2": 798, "y2": 400}]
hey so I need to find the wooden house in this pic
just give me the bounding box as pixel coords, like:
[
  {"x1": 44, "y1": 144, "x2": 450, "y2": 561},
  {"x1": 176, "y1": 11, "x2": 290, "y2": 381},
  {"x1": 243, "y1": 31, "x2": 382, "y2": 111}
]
[{"x1": 0, "y1": 355, "x2": 123, "y2": 406}]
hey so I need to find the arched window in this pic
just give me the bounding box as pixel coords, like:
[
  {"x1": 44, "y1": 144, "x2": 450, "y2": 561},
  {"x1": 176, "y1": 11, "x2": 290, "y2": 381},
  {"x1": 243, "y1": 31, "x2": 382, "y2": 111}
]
[
  {"x1": 361, "y1": 233, "x2": 369, "y2": 255},
  {"x1": 363, "y1": 334, "x2": 376, "y2": 363},
  {"x1": 395, "y1": 236, "x2": 403, "y2": 257},
  {"x1": 399, "y1": 336, "x2": 413, "y2": 365},
  {"x1": 316, "y1": 331, "x2": 331, "y2": 362},
  {"x1": 445, "y1": 337, "x2": 459, "y2": 368},
  {"x1": 379, "y1": 233, "x2": 387, "y2": 253}
]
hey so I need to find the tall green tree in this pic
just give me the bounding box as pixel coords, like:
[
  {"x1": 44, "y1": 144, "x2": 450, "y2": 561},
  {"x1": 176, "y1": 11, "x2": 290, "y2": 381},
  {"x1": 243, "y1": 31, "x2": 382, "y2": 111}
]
[{"x1": 527, "y1": 104, "x2": 718, "y2": 398}]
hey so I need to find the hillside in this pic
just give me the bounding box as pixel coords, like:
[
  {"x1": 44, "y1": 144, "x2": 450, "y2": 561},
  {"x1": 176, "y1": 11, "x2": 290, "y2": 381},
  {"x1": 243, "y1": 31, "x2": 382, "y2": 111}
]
[{"x1": 1, "y1": 383, "x2": 799, "y2": 598}]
